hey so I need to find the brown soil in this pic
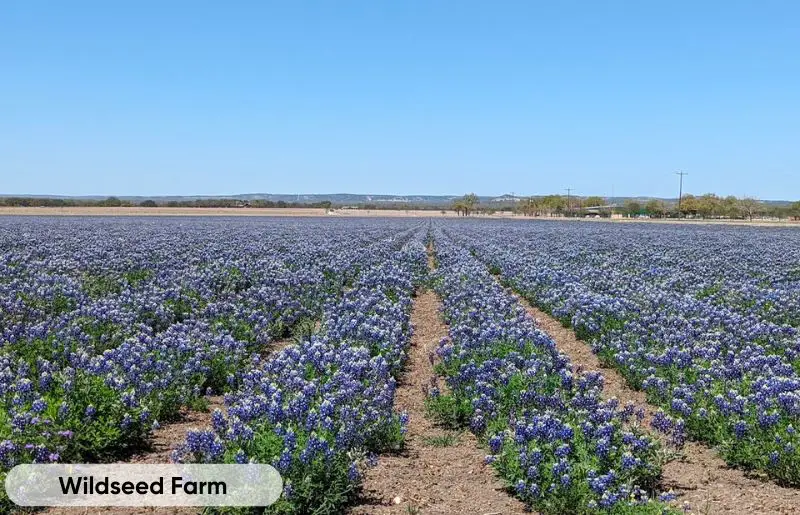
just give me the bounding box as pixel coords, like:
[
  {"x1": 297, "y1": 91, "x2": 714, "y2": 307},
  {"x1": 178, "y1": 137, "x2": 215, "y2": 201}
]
[
  {"x1": 261, "y1": 337, "x2": 295, "y2": 359},
  {"x1": 0, "y1": 207, "x2": 460, "y2": 218},
  {"x1": 43, "y1": 508, "x2": 196, "y2": 515},
  {"x1": 350, "y1": 281, "x2": 527, "y2": 514},
  {"x1": 126, "y1": 396, "x2": 225, "y2": 465},
  {"x1": 515, "y1": 294, "x2": 800, "y2": 515},
  {"x1": 0, "y1": 207, "x2": 331, "y2": 217}
]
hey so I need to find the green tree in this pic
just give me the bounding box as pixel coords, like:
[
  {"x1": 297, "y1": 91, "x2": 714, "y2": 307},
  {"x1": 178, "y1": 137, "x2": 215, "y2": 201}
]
[
  {"x1": 645, "y1": 199, "x2": 667, "y2": 218},
  {"x1": 679, "y1": 194, "x2": 698, "y2": 216},
  {"x1": 583, "y1": 196, "x2": 605, "y2": 208},
  {"x1": 791, "y1": 201, "x2": 800, "y2": 220},
  {"x1": 540, "y1": 195, "x2": 566, "y2": 215},
  {"x1": 452, "y1": 193, "x2": 479, "y2": 216},
  {"x1": 696, "y1": 193, "x2": 721, "y2": 218},
  {"x1": 624, "y1": 200, "x2": 643, "y2": 216},
  {"x1": 721, "y1": 196, "x2": 739, "y2": 218},
  {"x1": 463, "y1": 193, "x2": 479, "y2": 215}
]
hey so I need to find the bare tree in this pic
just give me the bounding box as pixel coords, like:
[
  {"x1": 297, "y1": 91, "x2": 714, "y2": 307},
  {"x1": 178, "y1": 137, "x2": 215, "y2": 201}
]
[{"x1": 738, "y1": 197, "x2": 762, "y2": 221}]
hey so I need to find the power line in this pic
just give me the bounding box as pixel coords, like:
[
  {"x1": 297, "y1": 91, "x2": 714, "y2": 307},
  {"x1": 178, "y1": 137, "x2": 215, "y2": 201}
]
[
  {"x1": 611, "y1": 184, "x2": 615, "y2": 210},
  {"x1": 675, "y1": 172, "x2": 688, "y2": 214}
]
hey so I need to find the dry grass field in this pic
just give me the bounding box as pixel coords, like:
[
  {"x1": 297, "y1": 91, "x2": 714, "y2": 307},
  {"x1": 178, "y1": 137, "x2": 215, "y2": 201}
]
[{"x1": 1, "y1": 206, "x2": 797, "y2": 227}]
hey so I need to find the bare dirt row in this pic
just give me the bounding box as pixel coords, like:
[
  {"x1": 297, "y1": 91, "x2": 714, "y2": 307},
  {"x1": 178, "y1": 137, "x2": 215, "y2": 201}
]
[
  {"x1": 512, "y1": 291, "x2": 800, "y2": 515},
  {"x1": 350, "y1": 287, "x2": 526, "y2": 515},
  {"x1": 350, "y1": 249, "x2": 526, "y2": 514}
]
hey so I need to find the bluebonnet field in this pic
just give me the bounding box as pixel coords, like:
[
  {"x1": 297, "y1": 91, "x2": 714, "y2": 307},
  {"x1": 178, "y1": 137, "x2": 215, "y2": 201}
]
[
  {"x1": 448, "y1": 220, "x2": 800, "y2": 486},
  {"x1": 0, "y1": 216, "x2": 423, "y2": 512},
  {"x1": 173, "y1": 225, "x2": 428, "y2": 513},
  {"x1": 3, "y1": 216, "x2": 796, "y2": 514},
  {"x1": 428, "y1": 228, "x2": 672, "y2": 514}
]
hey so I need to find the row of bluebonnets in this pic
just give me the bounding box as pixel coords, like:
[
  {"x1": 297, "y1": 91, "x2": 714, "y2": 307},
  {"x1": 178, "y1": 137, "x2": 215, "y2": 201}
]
[
  {"x1": 0, "y1": 216, "x2": 422, "y2": 511},
  {"x1": 172, "y1": 228, "x2": 428, "y2": 514},
  {"x1": 447, "y1": 220, "x2": 800, "y2": 485},
  {"x1": 428, "y1": 228, "x2": 675, "y2": 514}
]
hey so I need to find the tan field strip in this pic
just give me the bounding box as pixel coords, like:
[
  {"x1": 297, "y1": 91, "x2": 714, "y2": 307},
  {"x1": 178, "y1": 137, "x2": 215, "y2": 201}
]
[{"x1": 1, "y1": 206, "x2": 798, "y2": 227}]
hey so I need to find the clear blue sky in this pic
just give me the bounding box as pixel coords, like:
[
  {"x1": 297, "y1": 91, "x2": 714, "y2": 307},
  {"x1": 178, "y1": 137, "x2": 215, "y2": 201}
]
[{"x1": 2, "y1": 1, "x2": 799, "y2": 200}]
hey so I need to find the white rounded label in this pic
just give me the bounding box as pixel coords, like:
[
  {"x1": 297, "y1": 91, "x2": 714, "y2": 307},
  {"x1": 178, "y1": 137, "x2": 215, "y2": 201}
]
[{"x1": 5, "y1": 464, "x2": 282, "y2": 507}]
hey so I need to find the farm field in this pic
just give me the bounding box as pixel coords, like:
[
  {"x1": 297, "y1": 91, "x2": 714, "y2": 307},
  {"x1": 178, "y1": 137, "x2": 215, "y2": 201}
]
[
  {"x1": 2, "y1": 216, "x2": 800, "y2": 514},
  {"x1": 1, "y1": 207, "x2": 799, "y2": 228}
]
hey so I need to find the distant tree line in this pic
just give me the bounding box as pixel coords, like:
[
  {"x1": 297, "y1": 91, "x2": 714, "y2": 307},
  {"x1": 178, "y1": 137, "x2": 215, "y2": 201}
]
[
  {"x1": 3, "y1": 193, "x2": 800, "y2": 220},
  {"x1": 0, "y1": 196, "x2": 333, "y2": 209},
  {"x1": 619, "y1": 194, "x2": 800, "y2": 221},
  {"x1": 452, "y1": 193, "x2": 800, "y2": 220},
  {"x1": 0, "y1": 196, "x2": 133, "y2": 207}
]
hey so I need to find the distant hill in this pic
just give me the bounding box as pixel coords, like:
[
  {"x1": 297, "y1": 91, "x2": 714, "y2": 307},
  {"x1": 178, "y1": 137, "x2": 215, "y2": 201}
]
[{"x1": 1, "y1": 192, "x2": 793, "y2": 207}]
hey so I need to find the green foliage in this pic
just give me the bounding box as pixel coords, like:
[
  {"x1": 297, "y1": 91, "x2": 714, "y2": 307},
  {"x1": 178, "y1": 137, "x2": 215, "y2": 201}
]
[
  {"x1": 77, "y1": 317, "x2": 127, "y2": 352},
  {"x1": 696, "y1": 282, "x2": 722, "y2": 300},
  {"x1": 19, "y1": 290, "x2": 75, "y2": 316},
  {"x1": 421, "y1": 431, "x2": 461, "y2": 447},
  {"x1": 291, "y1": 316, "x2": 318, "y2": 344},
  {"x1": 214, "y1": 316, "x2": 257, "y2": 344},
  {"x1": 124, "y1": 268, "x2": 152, "y2": 286},
  {"x1": 83, "y1": 273, "x2": 121, "y2": 298},
  {"x1": 425, "y1": 394, "x2": 472, "y2": 429},
  {"x1": 384, "y1": 286, "x2": 399, "y2": 303},
  {"x1": 216, "y1": 266, "x2": 252, "y2": 294},
  {"x1": 0, "y1": 374, "x2": 149, "y2": 464}
]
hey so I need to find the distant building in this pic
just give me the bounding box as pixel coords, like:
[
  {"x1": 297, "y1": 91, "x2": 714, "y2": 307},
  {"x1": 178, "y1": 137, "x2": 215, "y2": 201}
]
[{"x1": 490, "y1": 194, "x2": 522, "y2": 203}]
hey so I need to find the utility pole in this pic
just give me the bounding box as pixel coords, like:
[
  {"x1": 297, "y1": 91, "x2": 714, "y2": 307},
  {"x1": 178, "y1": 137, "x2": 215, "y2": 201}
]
[
  {"x1": 675, "y1": 172, "x2": 688, "y2": 215},
  {"x1": 611, "y1": 184, "x2": 615, "y2": 214},
  {"x1": 565, "y1": 188, "x2": 572, "y2": 217}
]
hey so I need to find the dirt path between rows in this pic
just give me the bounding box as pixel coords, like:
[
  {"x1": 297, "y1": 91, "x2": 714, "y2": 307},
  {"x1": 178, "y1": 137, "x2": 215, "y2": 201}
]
[
  {"x1": 350, "y1": 253, "x2": 527, "y2": 514},
  {"x1": 129, "y1": 396, "x2": 225, "y2": 465},
  {"x1": 124, "y1": 334, "x2": 295, "y2": 466},
  {"x1": 511, "y1": 290, "x2": 800, "y2": 515}
]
